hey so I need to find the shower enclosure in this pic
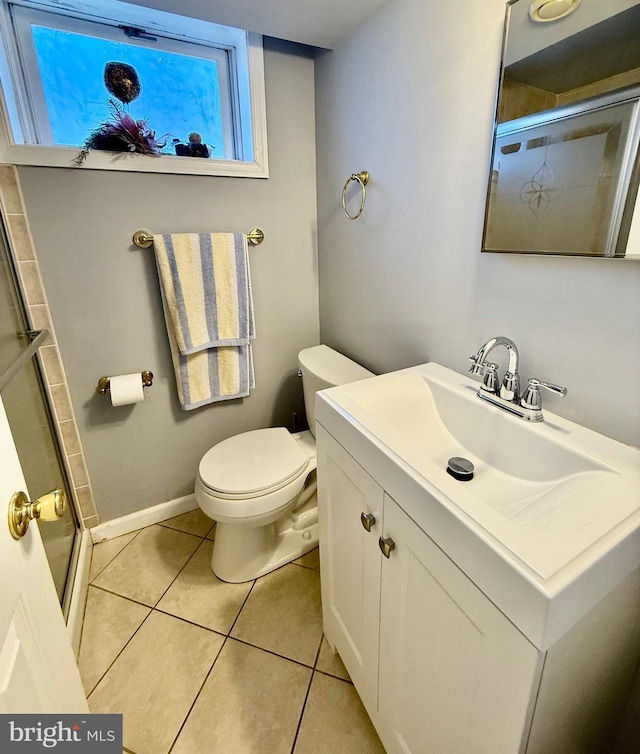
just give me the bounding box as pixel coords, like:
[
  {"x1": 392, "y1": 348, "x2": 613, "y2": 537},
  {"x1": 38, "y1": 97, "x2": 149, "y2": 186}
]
[{"x1": 0, "y1": 214, "x2": 80, "y2": 615}]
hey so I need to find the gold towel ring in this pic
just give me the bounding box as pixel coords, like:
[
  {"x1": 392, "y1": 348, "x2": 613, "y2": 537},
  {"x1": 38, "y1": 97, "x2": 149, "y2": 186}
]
[{"x1": 342, "y1": 171, "x2": 369, "y2": 220}]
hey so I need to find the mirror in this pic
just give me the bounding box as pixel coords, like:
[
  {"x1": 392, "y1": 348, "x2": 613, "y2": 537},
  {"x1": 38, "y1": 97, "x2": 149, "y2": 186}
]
[{"x1": 482, "y1": 0, "x2": 640, "y2": 258}]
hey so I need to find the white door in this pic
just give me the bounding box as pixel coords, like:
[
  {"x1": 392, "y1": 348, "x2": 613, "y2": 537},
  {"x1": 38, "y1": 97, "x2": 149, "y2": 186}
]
[{"x1": 0, "y1": 395, "x2": 88, "y2": 713}]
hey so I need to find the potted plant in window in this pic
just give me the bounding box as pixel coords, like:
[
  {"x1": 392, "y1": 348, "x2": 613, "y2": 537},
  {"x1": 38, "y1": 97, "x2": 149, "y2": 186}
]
[{"x1": 74, "y1": 62, "x2": 168, "y2": 166}]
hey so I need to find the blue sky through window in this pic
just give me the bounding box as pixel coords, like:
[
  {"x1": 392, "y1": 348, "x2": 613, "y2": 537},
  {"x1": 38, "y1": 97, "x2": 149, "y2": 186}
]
[{"x1": 31, "y1": 26, "x2": 224, "y2": 154}]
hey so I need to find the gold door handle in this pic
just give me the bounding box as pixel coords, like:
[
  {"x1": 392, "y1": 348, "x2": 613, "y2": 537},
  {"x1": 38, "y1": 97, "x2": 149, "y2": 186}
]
[{"x1": 8, "y1": 489, "x2": 66, "y2": 540}]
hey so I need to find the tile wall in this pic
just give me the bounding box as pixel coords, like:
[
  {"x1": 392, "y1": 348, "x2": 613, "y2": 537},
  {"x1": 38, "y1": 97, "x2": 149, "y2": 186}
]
[{"x1": 0, "y1": 164, "x2": 98, "y2": 527}]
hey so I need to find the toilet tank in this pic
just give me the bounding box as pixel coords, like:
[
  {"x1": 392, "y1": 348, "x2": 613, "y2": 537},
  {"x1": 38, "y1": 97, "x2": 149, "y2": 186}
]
[{"x1": 298, "y1": 345, "x2": 374, "y2": 436}]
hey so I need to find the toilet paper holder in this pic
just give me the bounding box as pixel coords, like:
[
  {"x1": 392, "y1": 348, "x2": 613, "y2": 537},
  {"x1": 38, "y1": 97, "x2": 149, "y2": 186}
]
[{"x1": 97, "y1": 371, "x2": 153, "y2": 395}]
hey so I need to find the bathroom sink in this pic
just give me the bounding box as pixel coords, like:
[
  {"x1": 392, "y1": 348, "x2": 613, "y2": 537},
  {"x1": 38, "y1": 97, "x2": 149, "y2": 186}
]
[
  {"x1": 335, "y1": 365, "x2": 610, "y2": 491},
  {"x1": 316, "y1": 362, "x2": 640, "y2": 647}
]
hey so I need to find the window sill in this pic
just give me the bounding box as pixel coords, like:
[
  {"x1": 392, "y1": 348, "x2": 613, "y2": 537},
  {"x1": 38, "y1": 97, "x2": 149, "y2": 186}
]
[{"x1": 0, "y1": 143, "x2": 269, "y2": 178}]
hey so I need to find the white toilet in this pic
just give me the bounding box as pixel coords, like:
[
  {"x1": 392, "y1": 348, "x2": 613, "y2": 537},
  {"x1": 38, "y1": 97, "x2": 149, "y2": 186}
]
[{"x1": 195, "y1": 345, "x2": 374, "y2": 583}]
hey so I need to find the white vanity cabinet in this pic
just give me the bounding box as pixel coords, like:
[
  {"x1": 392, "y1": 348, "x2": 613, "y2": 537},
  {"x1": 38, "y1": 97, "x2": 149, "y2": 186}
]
[
  {"x1": 316, "y1": 362, "x2": 640, "y2": 753},
  {"x1": 318, "y1": 426, "x2": 541, "y2": 754},
  {"x1": 317, "y1": 422, "x2": 640, "y2": 754}
]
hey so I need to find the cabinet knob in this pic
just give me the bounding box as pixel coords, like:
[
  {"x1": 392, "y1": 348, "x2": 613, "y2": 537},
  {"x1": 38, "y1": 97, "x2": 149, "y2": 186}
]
[
  {"x1": 360, "y1": 512, "x2": 376, "y2": 532},
  {"x1": 378, "y1": 536, "x2": 396, "y2": 558}
]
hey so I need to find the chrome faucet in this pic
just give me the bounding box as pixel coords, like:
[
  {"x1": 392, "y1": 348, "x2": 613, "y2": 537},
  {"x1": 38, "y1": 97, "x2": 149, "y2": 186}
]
[
  {"x1": 468, "y1": 336, "x2": 520, "y2": 401},
  {"x1": 469, "y1": 337, "x2": 566, "y2": 422}
]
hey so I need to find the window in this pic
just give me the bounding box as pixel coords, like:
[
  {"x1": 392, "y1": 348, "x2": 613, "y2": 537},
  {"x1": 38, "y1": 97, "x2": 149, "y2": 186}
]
[{"x1": 0, "y1": 0, "x2": 268, "y2": 176}]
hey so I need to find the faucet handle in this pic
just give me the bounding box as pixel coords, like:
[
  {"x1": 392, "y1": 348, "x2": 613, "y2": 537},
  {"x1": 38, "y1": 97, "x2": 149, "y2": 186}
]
[
  {"x1": 520, "y1": 378, "x2": 567, "y2": 411},
  {"x1": 468, "y1": 354, "x2": 486, "y2": 376},
  {"x1": 529, "y1": 378, "x2": 567, "y2": 396}
]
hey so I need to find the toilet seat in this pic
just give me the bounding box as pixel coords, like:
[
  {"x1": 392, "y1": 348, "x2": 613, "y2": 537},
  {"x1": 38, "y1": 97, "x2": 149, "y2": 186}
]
[
  {"x1": 199, "y1": 427, "x2": 310, "y2": 497},
  {"x1": 196, "y1": 428, "x2": 315, "y2": 523}
]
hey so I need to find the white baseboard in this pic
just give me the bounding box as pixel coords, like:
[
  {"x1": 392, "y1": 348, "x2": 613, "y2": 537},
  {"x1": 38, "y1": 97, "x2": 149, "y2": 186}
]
[
  {"x1": 90, "y1": 493, "x2": 197, "y2": 544},
  {"x1": 67, "y1": 528, "x2": 92, "y2": 658}
]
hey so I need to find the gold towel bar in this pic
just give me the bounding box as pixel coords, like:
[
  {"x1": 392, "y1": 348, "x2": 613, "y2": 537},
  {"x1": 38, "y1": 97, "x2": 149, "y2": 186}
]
[{"x1": 133, "y1": 228, "x2": 265, "y2": 248}]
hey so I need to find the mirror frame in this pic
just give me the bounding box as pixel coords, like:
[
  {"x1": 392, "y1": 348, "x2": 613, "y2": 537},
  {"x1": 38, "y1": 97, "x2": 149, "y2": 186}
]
[{"x1": 482, "y1": 0, "x2": 640, "y2": 259}]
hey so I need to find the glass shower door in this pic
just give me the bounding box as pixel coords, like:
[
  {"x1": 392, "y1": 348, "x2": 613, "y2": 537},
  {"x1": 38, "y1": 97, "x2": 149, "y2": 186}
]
[{"x1": 0, "y1": 216, "x2": 79, "y2": 613}]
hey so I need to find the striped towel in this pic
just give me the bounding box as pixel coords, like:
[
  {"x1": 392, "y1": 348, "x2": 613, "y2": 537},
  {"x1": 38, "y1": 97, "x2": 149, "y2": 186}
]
[{"x1": 153, "y1": 232, "x2": 255, "y2": 409}]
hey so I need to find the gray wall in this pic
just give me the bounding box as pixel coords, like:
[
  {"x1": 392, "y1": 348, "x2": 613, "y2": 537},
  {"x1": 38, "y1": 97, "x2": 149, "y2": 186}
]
[
  {"x1": 18, "y1": 38, "x2": 319, "y2": 522},
  {"x1": 315, "y1": 0, "x2": 640, "y2": 449}
]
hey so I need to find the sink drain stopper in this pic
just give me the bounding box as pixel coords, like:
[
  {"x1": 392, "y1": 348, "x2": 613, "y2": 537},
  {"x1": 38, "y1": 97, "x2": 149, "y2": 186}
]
[{"x1": 447, "y1": 457, "x2": 474, "y2": 482}]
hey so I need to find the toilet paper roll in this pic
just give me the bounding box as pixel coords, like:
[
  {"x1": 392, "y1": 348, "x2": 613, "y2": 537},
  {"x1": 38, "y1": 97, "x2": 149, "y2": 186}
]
[{"x1": 109, "y1": 373, "x2": 146, "y2": 407}]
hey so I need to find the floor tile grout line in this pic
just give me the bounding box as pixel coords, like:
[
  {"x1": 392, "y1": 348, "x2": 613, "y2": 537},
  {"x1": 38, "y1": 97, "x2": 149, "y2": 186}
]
[
  {"x1": 225, "y1": 562, "x2": 323, "y2": 669},
  {"x1": 150, "y1": 532, "x2": 209, "y2": 610},
  {"x1": 290, "y1": 637, "x2": 323, "y2": 753},
  {"x1": 313, "y1": 635, "x2": 353, "y2": 684},
  {"x1": 150, "y1": 607, "x2": 227, "y2": 640},
  {"x1": 224, "y1": 634, "x2": 323, "y2": 672},
  {"x1": 290, "y1": 671, "x2": 314, "y2": 754},
  {"x1": 311, "y1": 631, "x2": 324, "y2": 671},
  {"x1": 315, "y1": 669, "x2": 354, "y2": 685},
  {"x1": 87, "y1": 583, "x2": 156, "y2": 610},
  {"x1": 227, "y1": 577, "x2": 257, "y2": 635},
  {"x1": 291, "y1": 561, "x2": 320, "y2": 573},
  {"x1": 167, "y1": 635, "x2": 230, "y2": 754},
  {"x1": 89, "y1": 528, "x2": 144, "y2": 583},
  {"x1": 156, "y1": 521, "x2": 216, "y2": 539},
  {"x1": 85, "y1": 606, "x2": 155, "y2": 699}
]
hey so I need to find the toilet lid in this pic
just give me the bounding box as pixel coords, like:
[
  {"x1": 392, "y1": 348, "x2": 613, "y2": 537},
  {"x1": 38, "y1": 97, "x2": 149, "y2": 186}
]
[{"x1": 199, "y1": 427, "x2": 309, "y2": 496}]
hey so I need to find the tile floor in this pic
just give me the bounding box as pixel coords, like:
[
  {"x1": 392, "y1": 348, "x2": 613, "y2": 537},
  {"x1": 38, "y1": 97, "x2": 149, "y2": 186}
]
[{"x1": 79, "y1": 508, "x2": 386, "y2": 754}]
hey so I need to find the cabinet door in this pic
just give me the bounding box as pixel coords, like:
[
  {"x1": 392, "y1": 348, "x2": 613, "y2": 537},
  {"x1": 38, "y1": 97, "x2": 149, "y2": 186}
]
[
  {"x1": 317, "y1": 426, "x2": 384, "y2": 715},
  {"x1": 378, "y1": 495, "x2": 542, "y2": 754}
]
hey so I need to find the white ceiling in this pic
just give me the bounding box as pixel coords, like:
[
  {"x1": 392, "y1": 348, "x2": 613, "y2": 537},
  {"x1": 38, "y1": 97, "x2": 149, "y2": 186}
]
[{"x1": 119, "y1": 0, "x2": 387, "y2": 49}]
